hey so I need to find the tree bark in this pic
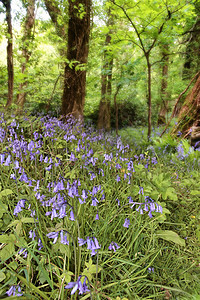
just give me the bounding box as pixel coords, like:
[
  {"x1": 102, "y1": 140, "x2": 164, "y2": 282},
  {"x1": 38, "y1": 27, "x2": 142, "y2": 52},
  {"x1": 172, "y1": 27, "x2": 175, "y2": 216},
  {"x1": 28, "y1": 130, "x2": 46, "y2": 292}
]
[
  {"x1": 17, "y1": 0, "x2": 36, "y2": 110},
  {"x1": 158, "y1": 44, "x2": 170, "y2": 125},
  {"x1": 97, "y1": 13, "x2": 113, "y2": 131},
  {"x1": 146, "y1": 55, "x2": 152, "y2": 139},
  {"x1": 1, "y1": 0, "x2": 14, "y2": 107},
  {"x1": 61, "y1": 0, "x2": 91, "y2": 120},
  {"x1": 183, "y1": 2, "x2": 200, "y2": 80},
  {"x1": 171, "y1": 73, "x2": 200, "y2": 136}
]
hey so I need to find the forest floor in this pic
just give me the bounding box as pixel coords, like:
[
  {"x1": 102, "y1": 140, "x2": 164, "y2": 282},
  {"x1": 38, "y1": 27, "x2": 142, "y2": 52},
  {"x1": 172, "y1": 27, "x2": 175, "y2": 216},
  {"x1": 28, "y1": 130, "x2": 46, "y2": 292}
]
[{"x1": 0, "y1": 114, "x2": 199, "y2": 299}]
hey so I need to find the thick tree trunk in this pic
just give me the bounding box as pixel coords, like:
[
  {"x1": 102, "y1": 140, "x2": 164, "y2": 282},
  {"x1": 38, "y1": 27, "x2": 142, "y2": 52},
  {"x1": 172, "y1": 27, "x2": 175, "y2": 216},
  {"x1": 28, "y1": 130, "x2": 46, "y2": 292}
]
[
  {"x1": 158, "y1": 44, "x2": 170, "y2": 125},
  {"x1": 17, "y1": 0, "x2": 35, "y2": 110},
  {"x1": 62, "y1": 0, "x2": 91, "y2": 120},
  {"x1": 183, "y1": 2, "x2": 200, "y2": 80},
  {"x1": 171, "y1": 73, "x2": 200, "y2": 136},
  {"x1": 1, "y1": 0, "x2": 14, "y2": 107}
]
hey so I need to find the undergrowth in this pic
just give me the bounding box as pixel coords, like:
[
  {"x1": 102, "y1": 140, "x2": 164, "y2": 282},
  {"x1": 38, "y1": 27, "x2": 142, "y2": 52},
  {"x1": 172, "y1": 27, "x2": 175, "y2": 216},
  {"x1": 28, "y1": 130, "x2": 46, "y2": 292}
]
[{"x1": 0, "y1": 114, "x2": 199, "y2": 299}]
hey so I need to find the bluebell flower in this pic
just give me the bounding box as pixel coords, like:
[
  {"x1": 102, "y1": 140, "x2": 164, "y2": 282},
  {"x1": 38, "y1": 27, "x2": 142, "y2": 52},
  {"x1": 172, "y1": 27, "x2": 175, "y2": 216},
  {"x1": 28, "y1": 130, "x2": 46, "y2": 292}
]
[
  {"x1": 13, "y1": 199, "x2": 26, "y2": 216},
  {"x1": 18, "y1": 248, "x2": 28, "y2": 258},
  {"x1": 116, "y1": 175, "x2": 121, "y2": 182},
  {"x1": 108, "y1": 241, "x2": 120, "y2": 252},
  {"x1": 78, "y1": 238, "x2": 87, "y2": 246},
  {"x1": 29, "y1": 230, "x2": 36, "y2": 240},
  {"x1": 65, "y1": 275, "x2": 90, "y2": 295},
  {"x1": 38, "y1": 238, "x2": 43, "y2": 250},
  {"x1": 60, "y1": 230, "x2": 69, "y2": 245},
  {"x1": 91, "y1": 197, "x2": 99, "y2": 206},
  {"x1": 0, "y1": 153, "x2": 5, "y2": 164},
  {"x1": 139, "y1": 186, "x2": 144, "y2": 195},
  {"x1": 123, "y1": 218, "x2": 130, "y2": 228},
  {"x1": 47, "y1": 231, "x2": 59, "y2": 244},
  {"x1": 4, "y1": 154, "x2": 11, "y2": 166},
  {"x1": 148, "y1": 267, "x2": 154, "y2": 273},
  {"x1": 78, "y1": 237, "x2": 101, "y2": 256},
  {"x1": 69, "y1": 209, "x2": 75, "y2": 221},
  {"x1": 6, "y1": 285, "x2": 23, "y2": 297}
]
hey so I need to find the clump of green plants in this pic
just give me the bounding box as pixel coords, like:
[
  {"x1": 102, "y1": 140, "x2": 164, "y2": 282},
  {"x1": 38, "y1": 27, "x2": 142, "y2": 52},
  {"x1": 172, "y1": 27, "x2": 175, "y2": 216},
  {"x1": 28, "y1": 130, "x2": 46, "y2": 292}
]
[{"x1": 0, "y1": 113, "x2": 199, "y2": 299}]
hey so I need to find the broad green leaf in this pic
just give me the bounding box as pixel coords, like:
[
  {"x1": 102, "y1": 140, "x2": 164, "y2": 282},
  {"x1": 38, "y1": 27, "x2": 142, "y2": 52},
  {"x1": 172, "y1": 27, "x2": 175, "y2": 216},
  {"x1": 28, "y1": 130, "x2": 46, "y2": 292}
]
[
  {"x1": 0, "y1": 189, "x2": 13, "y2": 197},
  {"x1": 190, "y1": 190, "x2": 200, "y2": 196},
  {"x1": 0, "y1": 242, "x2": 15, "y2": 260},
  {"x1": 156, "y1": 230, "x2": 185, "y2": 247},
  {"x1": 0, "y1": 271, "x2": 6, "y2": 282},
  {"x1": 21, "y1": 217, "x2": 35, "y2": 223},
  {"x1": 62, "y1": 271, "x2": 74, "y2": 283},
  {"x1": 162, "y1": 188, "x2": 178, "y2": 201},
  {"x1": 82, "y1": 258, "x2": 102, "y2": 281}
]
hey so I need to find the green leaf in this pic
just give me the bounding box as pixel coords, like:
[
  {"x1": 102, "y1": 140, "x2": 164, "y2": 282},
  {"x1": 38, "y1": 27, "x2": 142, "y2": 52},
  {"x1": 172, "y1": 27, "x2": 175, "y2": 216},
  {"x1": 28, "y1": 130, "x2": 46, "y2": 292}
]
[
  {"x1": 156, "y1": 230, "x2": 185, "y2": 247},
  {"x1": 0, "y1": 189, "x2": 13, "y2": 197},
  {"x1": 162, "y1": 187, "x2": 178, "y2": 201},
  {"x1": 190, "y1": 190, "x2": 200, "y2": 196},
  {"x1": 0, "y1": 200, "x2": 8, "y2": 218},
  {"x1": 21, "y1": 217, "x2": 35, "y2": 223},
  {"x1": 0, "y1": 270, "x2": 6, "y2": 282},
  {"x1": 62, "y1": 271, "x2": 74, "y2": 283},
  {"x1": 0, "y1": 242, "x2": 15, "y2": 260},
  {"x1": 82, "y1": 258, "x2": 102, "y2": 281}
]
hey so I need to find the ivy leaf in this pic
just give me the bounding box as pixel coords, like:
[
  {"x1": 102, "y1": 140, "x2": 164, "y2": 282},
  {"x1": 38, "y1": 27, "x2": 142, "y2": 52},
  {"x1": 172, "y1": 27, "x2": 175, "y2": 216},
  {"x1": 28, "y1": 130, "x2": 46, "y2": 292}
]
[{"x1": 156, "y1": 230, "x2": 185, "y2": 247}]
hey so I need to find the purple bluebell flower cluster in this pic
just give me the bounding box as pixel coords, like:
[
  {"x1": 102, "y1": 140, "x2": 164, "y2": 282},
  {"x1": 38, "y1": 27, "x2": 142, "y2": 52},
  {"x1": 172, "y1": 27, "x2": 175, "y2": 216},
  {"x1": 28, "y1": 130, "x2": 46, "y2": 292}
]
[
  {"x1": 0, "y1": 114, "x2": 168, "y2": 296},
  {"x1": 131, "y1": 196, "x2": 163, "y2": 218},
  {"x1": 78, "y1": 236, "x2": 101, "y2": 256},
  {"x1": 6, "y1": 285, "x2": 23, "y2": 297},
  {"x1": 65, "y1": 275, "x2": 90, "y2": 295}
]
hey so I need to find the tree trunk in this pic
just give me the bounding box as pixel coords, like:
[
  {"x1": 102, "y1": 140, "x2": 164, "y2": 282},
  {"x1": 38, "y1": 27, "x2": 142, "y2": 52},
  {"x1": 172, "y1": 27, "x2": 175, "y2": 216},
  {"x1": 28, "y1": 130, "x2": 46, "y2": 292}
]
[
  {"x1": 1, "y1": 0, "x2": 14, "y2": 107},
  {"x1": 17, "y1": 0, "x2": 35, "y2": 110},
  {"x1": 97, "y1": 14, "x2": 113, "y2": 131},
  {"x1": 97, "y1": 55, "x2": 113, "y2": 130},
  {"x1": 62, "y1": 0, "x2": 91, "y2": 120},
  {"x1": 171, "y1": 73, "x2": 200, "y2": 136},
  {"x1": 158, "y1": 44, "x2": 170, "y2": 125},
  {"x1": 146, "y1": 56, "x2": 152, "y2": 139},
  {"x1": 114, "y1": 85, "x2": 120, "y2": 136},
  {"x1": 183, "y1": 2, "x2": 200, "y2": 80}
]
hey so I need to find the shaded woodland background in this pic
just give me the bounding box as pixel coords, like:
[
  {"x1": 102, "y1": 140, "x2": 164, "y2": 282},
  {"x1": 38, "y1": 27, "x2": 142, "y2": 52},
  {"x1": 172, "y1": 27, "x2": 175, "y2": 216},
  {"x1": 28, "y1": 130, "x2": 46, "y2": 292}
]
[{"x1": 0, "y1": 0, "x2": 200, "y2": 138}]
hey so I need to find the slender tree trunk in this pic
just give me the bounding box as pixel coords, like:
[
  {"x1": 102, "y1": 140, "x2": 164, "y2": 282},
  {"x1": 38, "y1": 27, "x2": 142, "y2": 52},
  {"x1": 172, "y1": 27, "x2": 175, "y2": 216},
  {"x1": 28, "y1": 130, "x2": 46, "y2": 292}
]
[
  {"x1": 1, "y1": 0, "x2": 14, "y2": 107},
  {"x1": 158, "y1": 44, "x2": 170, "y2": 125},
  {"x1": 97, "y1": 14, "x2": 113, "y2": 131},
  {"x1": 146, "y1": 56, "x2": 152, "y2": 139},
  {"x1": 62, "y1": 0, "x2": 91, "y2": 120},
  {"x1": 17, "y1": 0, "x2": 35, "y2": 110},
  {"x1": 97, "y1": 57, "x2": 113, "y2": 131},
  {"x1": 114, "y1": 85, "x2": 120, "y2": 136}
]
